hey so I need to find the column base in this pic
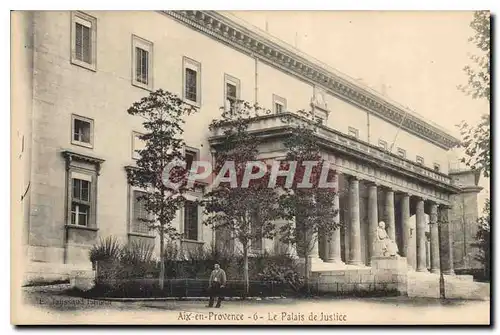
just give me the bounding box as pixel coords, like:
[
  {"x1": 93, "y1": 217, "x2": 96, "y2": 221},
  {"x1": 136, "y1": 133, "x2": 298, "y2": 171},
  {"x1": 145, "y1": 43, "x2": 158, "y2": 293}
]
[
  {"x1": 347, "y1": 260, "x2": 364, "y2": 266},
  {"x1": 416, "y1": 267, "x2": 429, "y2": 273},
  {"x1": 324, "y1": 258, "x2": 345, "y2": 264},
  {"x1": 430, "y1": 268, "x2": 440, "y2": 274},
  {"x1": 309, "y1": 256, "x2": 324, "y2": 264},
  {"x1": 443, "y1": 270, "x2": 455, "y2": 275}
]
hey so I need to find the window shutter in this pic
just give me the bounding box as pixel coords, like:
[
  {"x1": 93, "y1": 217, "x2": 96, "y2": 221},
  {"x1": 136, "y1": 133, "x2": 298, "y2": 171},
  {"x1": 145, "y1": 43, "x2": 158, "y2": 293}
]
[
  {"x1": 133, "y1": 191, "x2": 149, "y2": 234},
  {"x1": 143, "y1": 50, "x2": 149, "y2": 84},
  {"x1": 135, "y1": 48, "x2": 142, "y2": 82},
  {"x1": 75, "y1": 23, "x2": 91, "y2": 64},
  {"x1": 75, "y1": 23, "x2": 83, "y2": 61},
  {"x1": 136, "y1": 48, "x2": 149, "y2": 85},
  {"x1": 185, "y1": 68, "x2": 197, "y2": 101},
  {"x1": 184, "y1": 201, "x2": 198, "y2": 240},
  {"x1": 82, "y1": 24, "x2": 91, "y2": 63}
]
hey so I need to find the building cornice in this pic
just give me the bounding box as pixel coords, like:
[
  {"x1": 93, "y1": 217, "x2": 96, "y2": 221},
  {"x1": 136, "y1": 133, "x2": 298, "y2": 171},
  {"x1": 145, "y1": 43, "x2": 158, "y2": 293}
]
[{"x1": 162, "y1": 10, "x2": 460, "y2": 150}]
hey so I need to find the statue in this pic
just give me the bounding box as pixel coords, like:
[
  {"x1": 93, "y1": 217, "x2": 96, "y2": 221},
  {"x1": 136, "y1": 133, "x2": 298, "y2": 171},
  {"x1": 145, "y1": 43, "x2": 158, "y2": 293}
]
[{"x1": 374, "y1": 221, "x2": 399, "y2": 257}]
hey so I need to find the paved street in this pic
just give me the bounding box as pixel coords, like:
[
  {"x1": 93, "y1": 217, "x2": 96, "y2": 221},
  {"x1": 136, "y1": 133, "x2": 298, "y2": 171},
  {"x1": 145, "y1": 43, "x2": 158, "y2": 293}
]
[{"x1": 17, "y1": 284, "x2": 490, "y2": 325}]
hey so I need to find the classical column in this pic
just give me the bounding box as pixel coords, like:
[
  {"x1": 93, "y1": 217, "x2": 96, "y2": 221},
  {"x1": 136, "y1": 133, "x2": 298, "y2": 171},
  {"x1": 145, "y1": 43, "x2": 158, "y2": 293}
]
[
  {"x1": 384, "y1": 189, "x2": 396, "y2": 241},
  {"x1": 416, "y1": 198, "x2": 428, "y2": 272},
  {"x1": 367, "y1": 182, "x2": 378, "y2": 262},
  {"x1": 429, "y1": 202, "x2": 440, "y2": 274},
  {"x1": 400, "y1": 193, "x2": 410, "y2": 258},
  {"x1": 309, "y1": 230, "x2": 320, "y2": 259},
  {"x1": 348, "y1": 176, "x2": 363, "y2": 265},
  {"x1": 326, "y1": 187, "x2": 343, "y2": 264},
  {"x1": 439, "y1": 205, "x2": 455, "y2": 275}
]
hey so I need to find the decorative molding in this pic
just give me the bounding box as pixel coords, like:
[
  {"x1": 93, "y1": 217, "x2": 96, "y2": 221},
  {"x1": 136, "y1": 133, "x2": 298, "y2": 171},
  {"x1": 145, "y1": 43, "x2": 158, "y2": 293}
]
[
  {"x1": 65, "y1": 224, "x2": 99, "y2": 231},
  {"x1": 163, "y1": 10, "x2": 460, "y2": 150},
  {"x1": 62, "y1": 150, "x2": 105, "y2": 175},
  {"x1": 128, "y1": 232, "x2": 155, "y2": 239}
]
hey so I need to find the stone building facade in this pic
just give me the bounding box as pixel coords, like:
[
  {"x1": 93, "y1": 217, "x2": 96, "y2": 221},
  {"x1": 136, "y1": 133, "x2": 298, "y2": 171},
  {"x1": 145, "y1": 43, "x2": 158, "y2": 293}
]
[{"x1": 12, "y1": 11, "x2": 482, "y2": 282}]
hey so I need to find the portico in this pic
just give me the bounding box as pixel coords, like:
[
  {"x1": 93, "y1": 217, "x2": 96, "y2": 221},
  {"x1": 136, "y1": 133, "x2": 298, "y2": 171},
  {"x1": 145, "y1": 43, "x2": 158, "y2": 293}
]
[
  {"x1": 311, "y1": 174, "x2": 455, "y2": 275},
  {"x1": 210, "y1": 111, "x2": 461, "y2": 276}
]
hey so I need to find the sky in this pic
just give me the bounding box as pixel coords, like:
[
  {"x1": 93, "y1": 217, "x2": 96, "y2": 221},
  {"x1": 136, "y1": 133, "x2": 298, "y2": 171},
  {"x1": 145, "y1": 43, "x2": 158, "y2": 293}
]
[{"x1": 229, "y1": 10, "x2": 490, "y2": 207}]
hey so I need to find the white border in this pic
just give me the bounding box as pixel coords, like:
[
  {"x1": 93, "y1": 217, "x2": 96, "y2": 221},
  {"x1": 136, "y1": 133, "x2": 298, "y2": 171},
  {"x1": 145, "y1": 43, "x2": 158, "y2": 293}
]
[{"x1": 5, "y1": 1, "x2": 498, "y2": 332}]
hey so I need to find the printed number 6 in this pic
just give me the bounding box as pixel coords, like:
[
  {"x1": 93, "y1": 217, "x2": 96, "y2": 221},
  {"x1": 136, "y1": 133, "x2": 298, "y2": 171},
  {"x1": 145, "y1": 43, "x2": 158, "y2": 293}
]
[{"x1": 253, "y1": 313, "x2": 258, "y2": 321}]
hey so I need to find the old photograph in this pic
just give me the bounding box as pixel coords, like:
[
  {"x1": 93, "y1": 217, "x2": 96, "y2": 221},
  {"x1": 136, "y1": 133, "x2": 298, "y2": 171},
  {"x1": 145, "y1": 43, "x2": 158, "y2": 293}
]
[{"x1": 10, "y1": 9, "x2": 491, "y2": 325}]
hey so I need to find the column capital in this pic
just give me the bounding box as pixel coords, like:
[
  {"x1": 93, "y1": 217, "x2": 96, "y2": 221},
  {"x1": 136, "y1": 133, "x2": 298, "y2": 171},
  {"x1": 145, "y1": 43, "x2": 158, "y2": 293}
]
[
  {"x1": 415, "y1": 196, "x2": 425, "y2": 203},
  {"x1": 397, "y1": 191, "x2": 411, "y2": 198},
  {"x1": 429, "y1": 205, "x2": 438, "y2": 224},
  {"x1": 347, "y1": 175, "x2": 359, "y2": 182},
  {"x1": 438, "y1": 203, "x2": 452, "y2": 210},
  {"x1": 385, "y1": 188, "x2": 395, "y2": 194},
  {"x1": 365, "y1": 180, "x2": 378, "y2": 188}
]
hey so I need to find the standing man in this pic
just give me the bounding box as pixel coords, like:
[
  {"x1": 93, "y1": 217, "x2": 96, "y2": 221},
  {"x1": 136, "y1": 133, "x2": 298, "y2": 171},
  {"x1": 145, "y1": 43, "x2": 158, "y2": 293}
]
[{"x1": 207, "y1": 263, "x2": 227, "y2": 308}]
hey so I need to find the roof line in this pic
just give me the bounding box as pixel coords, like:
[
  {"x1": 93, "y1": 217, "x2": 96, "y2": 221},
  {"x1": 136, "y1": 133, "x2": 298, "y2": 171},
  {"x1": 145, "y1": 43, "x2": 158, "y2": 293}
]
[{"x1": 162, "y1": 10, "x2": 461, "y2": 149}]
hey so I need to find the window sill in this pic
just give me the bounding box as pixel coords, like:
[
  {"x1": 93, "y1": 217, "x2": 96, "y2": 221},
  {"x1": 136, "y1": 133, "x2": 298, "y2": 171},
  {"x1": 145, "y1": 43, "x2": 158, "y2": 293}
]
[
  {"x1": 181, "y1": 239, "x2": 204, "y2": 244},
  {"x1": 71, "y1": 140, "x2": 93, "y2": 149},
  {"x1": 65, "y1": 224, "x2": 98, "y2": 231},
  {"x1": 132, "y1": 81, "x2": 153, "y2": 92},
  {"x1": 70, "y1": 59, "x2": 96, "y2": 72},
  {"x1": 128, "y1": 232, "x2": 155, "y2": 239},
  {"x1": 183, "y1": 98, "x2": 201, "y2": 109}
]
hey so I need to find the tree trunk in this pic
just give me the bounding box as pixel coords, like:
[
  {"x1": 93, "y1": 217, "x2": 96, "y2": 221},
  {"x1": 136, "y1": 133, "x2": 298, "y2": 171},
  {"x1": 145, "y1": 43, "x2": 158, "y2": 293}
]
[
  {"x1": 304, "y1": 249, "x2": 310, "y2": 295},
  {"x1": 243, "y1": 243, "x2": 249, "y2": 298},
  {"x1": 159, "y1": 228, "x2": 165, "y2": 290},
  {"x1": 304, "y1": 229, "x2": 311, "y2": 295}
]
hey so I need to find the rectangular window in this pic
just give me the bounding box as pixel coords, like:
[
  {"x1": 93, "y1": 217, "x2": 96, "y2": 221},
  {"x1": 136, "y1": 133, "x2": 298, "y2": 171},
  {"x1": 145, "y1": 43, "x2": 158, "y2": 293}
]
[
  {"x1": 273, "y1": 94, "x2": 287, "y2": 114},
  {"x1": 132, "y1": 35, "x2": 153, "y2": 90},
  {"x1": 183, "y1": 57, "x2": 201, "y2": 105},
  {"x1": 185, "y1": 148, "x2": 198, "y2": 172},
  {"x1": 71, "y1": 115, "x2": 93, "y2": 148},
  {"x1": 71, "y1": 178, "x2": 91, "y2": 226},
  {"x1": 132, "y1": 132, "x2": 146, "y2": 160},
  {"x1": 378, "y1": 139, "x2": 388, "y2": 151},
  {"x1": 416, "y1": 156, "x2": 425, "y2": 165},
  {"x1": 224, "y1": 74, "x2": 240, "y2": 111},
  {"x1": 275, "y1": 102, "x2": 283, "y2": 114},
  {"x1": 184, "y1": 200, "x2": 199, "y2": 241},
  {"x1": 397, "y1": 147, "x2": 406, "y2": 159},
  {"x1": 132, "y1": 190, "x2": 151, "y2": 234},
  {"x1": 71, "y1": 12, "x2": 96, "y2": 71},
  {"x1": 433, "y1": 163, "x2": 441, "y2": 172},
  {"x1": 348, "y1": 127, "x2": 359, "y2": 139}
]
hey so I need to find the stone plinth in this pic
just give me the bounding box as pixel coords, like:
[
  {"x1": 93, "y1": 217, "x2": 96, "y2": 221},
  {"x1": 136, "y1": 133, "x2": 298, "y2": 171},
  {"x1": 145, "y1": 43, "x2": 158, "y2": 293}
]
[
  {"x1": 371, "y1": 256, "x2": 408, "y2": 295},
  {"x1": 70, "y1": 270, "x2": 96, "y2": 291},
  {"x1": 371, "y1": 256, "x2": 408, "y2": 272},
  {"x1": 314, "y1": 257, "x2": 408, "y2": 296},
  {"x1": 23, "y1": 261, "x2": 93, "y2": 286}
]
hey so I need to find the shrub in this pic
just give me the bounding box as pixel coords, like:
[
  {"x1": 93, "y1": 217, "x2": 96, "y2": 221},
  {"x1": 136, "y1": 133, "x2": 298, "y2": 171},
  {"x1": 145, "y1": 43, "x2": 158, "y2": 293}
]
[
  {"x1": 255, "y1": 254, "x2": 304, "y2": 292},
  {"x1": 119, "y1": 240, "x2": 156, "y2": 279},
  {"x1": 89, "y1": 236, "x2": 302, "y2": 296},
  {"x1": 89, "y1": 236, "x2": 122, "y2": 265}
]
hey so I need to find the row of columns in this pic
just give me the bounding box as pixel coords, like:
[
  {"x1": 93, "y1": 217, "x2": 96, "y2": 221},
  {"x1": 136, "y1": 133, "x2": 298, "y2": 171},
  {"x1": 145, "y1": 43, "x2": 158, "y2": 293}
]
[{"x1": 312, "y1": 175, "x2": 454, "y2": 275}]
